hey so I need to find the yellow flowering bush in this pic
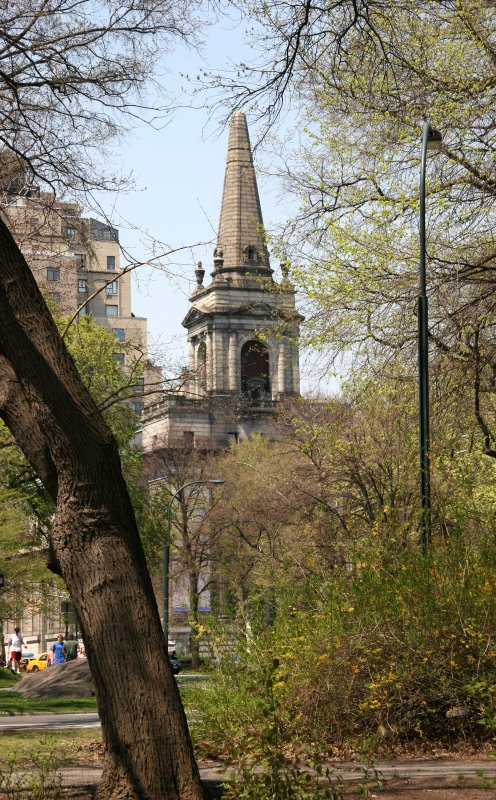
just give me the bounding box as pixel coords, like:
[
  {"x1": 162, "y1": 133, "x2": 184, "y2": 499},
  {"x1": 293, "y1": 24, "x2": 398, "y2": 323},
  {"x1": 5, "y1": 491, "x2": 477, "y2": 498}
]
[{"x1": 191, "y1": 538, "x2": 496, "y2": 759}]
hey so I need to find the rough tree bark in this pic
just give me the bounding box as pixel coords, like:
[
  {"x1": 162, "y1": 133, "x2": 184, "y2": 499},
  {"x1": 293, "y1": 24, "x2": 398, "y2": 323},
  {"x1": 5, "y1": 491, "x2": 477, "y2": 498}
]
[{"x1": 0, "y1": 217, "x2": 205, "y2": 799}]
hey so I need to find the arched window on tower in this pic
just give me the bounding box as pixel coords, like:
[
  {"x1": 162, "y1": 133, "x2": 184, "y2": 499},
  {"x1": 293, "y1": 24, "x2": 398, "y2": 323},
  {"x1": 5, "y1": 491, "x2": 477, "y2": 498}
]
[
  {"x1": 241, "y1": 340, "x2": 270, "y2": 401},
  {"x1": 197, "y1": 341, "x2": 207, "y2": 393}
]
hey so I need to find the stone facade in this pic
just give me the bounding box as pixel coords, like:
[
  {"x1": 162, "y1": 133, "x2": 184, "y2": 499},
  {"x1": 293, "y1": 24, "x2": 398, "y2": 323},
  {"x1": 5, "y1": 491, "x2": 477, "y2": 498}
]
[
  {"x1": 141, "y1": 110, "x2": 301, "y2": 453},
  {"x1": 2, "y1": 193, "x2": 147, "y2": 384}
]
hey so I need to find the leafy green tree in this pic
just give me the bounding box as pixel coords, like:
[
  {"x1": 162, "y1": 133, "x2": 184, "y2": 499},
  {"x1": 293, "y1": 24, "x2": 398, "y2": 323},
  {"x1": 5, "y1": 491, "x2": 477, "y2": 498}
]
[
  {"x1": 63, "y1": 314, "x2": 143, "y2": 453},
  {"x1": 207, "y1": 372, "x2": 496, "y2": 622},
  {"x1": 0, "y1": 485, "x2": 60, "y2": 648},
  {"x1": 226, "y1": 0, "x2": 496, "y2": 456},
  {"x1": 0, "y1": 314, "x2": 166, "y2": 594}
]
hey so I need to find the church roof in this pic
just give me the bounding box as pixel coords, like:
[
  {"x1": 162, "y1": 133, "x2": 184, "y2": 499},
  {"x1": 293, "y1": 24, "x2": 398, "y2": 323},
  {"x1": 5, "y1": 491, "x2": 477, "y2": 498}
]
[{"x1": 213, "y1": 110, "x2": 272, "y2": 280}]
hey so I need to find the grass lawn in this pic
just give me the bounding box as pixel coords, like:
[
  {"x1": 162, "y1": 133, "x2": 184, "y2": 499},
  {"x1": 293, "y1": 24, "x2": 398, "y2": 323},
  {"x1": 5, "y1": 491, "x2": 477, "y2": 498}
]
[
  {"x1": 0, "y1": 675, "x2": 197, "y2": 772},
  {"x1": 0, "y1": 693, "x2": 98, "y2": 714},
  {"x1": 0, "y1": 669, "x2": 20, "y2": 688},
  {"x1": 0, "y1": 729, "x2": 101, "y2": 766}
]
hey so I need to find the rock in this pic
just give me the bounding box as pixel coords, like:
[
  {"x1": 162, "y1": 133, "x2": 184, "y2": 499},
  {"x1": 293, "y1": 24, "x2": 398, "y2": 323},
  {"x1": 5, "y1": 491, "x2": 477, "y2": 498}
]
[{"x1": 15, "y1": 659, "x2": 95, "y2": 698}]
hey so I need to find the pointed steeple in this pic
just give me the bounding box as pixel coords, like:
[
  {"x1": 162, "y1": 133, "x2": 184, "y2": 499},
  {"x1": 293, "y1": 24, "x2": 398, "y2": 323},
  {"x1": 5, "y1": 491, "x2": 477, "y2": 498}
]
[{"x1": 213, "y1": 110, "x2": 272, "y2": 281}]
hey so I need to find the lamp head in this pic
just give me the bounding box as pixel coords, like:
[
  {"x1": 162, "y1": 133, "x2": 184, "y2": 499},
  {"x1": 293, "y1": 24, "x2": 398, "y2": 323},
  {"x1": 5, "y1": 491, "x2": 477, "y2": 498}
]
[
  {"x1": 208, "y1": 479, "x2": 225, "y2": 486},
  {"x1": 426, "y1": 125, "x2": 442, "y2": 151}
]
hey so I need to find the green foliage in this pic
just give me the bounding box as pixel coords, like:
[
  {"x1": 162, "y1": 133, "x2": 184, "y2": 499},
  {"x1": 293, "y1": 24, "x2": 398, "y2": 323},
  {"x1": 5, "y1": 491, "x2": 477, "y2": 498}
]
[
  {"x1": 221, "y1": 656, "x2": 338, "y2": 799},
  {"x1": 210, "y1": 380, "x2": 496, "y2": 623},
  {"x1": 62, "y1": 314, "x2": 142, "y2": 450},
  {"x1": 189, "y1": 652, "x2": 339, "y2": 799},
  {"x1": 0, "y1": 480, "x2": 61, "y2": 622},
  {"x1": 467, "y1": 681, "x2": 496, "y2": 741},
  {"x1": 193, "y1": 538, "x2": 496, "y2": 760},
  {"x1": 0, "y1": 313, "x2": 158, "y2": 610},
  {"x1": 255, "y1": 0, "x2": 496, "y2": 451},
  {"x1": 62, "y1": 316, "x2": 163, "y2": 565}
]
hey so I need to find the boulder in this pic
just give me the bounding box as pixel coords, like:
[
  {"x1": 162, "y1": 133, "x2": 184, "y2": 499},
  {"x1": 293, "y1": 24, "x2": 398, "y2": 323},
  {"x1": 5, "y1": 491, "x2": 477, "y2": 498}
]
[{"x1": 15, "y1": 659, "x2": 95, "y2": 698}]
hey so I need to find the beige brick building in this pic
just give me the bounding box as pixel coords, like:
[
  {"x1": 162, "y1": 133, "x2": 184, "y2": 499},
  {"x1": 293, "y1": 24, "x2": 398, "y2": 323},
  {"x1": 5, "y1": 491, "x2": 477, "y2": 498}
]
[{"x1": 2, "y1": 192, "x2": 147, "y2": 411}]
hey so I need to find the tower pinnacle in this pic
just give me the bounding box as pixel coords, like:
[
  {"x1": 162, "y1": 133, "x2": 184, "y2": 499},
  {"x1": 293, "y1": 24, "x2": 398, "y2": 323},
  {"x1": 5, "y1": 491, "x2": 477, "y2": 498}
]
[{"x1": 213, "y1": 110, "x2": 272, "y2": 280}]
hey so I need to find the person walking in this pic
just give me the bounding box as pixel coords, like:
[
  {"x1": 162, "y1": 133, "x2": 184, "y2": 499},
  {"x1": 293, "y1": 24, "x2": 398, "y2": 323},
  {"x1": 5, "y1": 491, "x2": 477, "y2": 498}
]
[
  {"x1": 51, "y1": 634, "x2": 66, "y2": 665},
  {"x1": 8, "y1": 627, "x2": 27, "y2": 674},
  {"x1": 63, "y1": 636, "x2": 79, "y2": 662}
]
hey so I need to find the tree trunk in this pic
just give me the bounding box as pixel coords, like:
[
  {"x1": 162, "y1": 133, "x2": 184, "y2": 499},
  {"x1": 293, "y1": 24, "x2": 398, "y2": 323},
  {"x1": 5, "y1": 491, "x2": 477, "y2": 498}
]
[{"x1": 0, "y1": 218, "x2": 205, "y2": 799}]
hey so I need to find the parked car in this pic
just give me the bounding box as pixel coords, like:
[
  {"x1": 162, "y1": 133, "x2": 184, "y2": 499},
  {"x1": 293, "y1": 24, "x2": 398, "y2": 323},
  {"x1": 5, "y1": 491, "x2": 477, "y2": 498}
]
[
  {"x1": 19, "y1": 653, "x2": 36, "y2": 672},
  {"x1": 26, "y1": 652, "x2": 51, "y2": 672}
]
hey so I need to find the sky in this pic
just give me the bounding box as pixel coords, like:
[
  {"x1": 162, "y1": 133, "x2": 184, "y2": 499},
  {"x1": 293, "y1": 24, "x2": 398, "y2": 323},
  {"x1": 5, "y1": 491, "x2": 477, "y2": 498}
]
[{"x1": 93, "y1": 17, "x2": 299, "y2": 376}]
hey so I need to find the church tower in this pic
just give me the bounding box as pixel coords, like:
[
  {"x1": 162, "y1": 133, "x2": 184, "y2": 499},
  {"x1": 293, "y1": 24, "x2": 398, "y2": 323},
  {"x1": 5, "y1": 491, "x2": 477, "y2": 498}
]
[
  {"x1": 184, "y1": 110, "x2": 300, "y2": 404},
  {"x1": 142, "y1": 111, "x2": 301, "y2": 451}
]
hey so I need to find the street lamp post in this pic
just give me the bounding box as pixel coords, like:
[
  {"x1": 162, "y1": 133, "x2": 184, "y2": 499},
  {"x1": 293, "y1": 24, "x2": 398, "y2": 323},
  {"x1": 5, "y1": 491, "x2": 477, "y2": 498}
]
[
  {"x1": 163, "y1": 479, "x2": 224, "y2": 646},
  {"x1": 418, "y1": 121, "x2": 442, "y2": 550}
]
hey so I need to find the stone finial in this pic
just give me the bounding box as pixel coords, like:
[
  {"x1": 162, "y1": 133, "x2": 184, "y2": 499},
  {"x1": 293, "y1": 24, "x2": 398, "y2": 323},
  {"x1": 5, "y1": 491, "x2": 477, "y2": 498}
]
[
  {"x1": 213, "y1": 246, "x2": 224, "y2": 271},
  {"x1": 195, "y1": 261, "x2": 205, "y2": 286},
  {"x1": 280, "y1": 256, "x2": 291, "y2": 284}
]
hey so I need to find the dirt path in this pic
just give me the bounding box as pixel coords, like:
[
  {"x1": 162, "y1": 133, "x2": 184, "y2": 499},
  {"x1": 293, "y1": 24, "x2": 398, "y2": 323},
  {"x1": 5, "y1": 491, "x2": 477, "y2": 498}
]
[{"x1": 24, "y1": 758, "x2": 496, "y2": 800}]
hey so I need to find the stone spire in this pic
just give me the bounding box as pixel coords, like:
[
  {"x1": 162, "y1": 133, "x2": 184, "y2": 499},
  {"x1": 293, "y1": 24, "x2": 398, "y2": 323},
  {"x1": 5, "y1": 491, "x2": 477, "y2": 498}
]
[{"x1": 213, "y1": 110, "x2": 272, "y2": 280}]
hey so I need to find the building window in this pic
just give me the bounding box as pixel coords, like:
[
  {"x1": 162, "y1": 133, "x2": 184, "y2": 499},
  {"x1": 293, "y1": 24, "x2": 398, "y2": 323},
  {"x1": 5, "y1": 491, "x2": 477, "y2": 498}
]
[
  {"x1": 77, "y1": 279, "x2": 87, "y2": 293},
  {"x1": 51, "y1": 292, "x2": 61, "y2": 303},
  {"x1": 66, "y1": 226, "x2": 76, "y2": 240},
  {"x1": 112, "y1": 327, "x2": 125, "y2": 342},
  {"x1": 75, "y1": 254, "x2": 85, "y2": 268},
  {"x1": 227, "y1": 432, "x2": 239, "y2": 445},
  {"x1": 47, "y1": 266, "x2": 60, "y2": 281},
  {"x1": 132, "y1": 377, "x2": 145, "y2": 394},
  {"x1": 106, "y1": 281, "x2": 118, "y2": 296},
  {"x1": 241, "y1": 340, "x2": 270, "y2": 400},
  {"x1": 105, "y1": 304, "x2": 118, "y2": 317},
  {"x1": 132, "y1": 401, "x2": 143, "y2": 415},
  {"x1": 77, "y1": 306, "x2": 88, "y2": 317},
  {"x1": 107, "y1": 255, "x2": 116, "y2": 271},
  {"x1": 91, "y1": 222, "x2": 118, "y2": 241},
  {"x1": 112, "y1": 353, "x2": 125, "y2": 365}
]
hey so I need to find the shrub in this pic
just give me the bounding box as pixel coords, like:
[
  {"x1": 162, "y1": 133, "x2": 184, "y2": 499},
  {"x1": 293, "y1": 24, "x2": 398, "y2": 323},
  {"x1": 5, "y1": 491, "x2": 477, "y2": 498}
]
[{"x1": 192, "y1": 538, "x2": 496, "y2": 759}]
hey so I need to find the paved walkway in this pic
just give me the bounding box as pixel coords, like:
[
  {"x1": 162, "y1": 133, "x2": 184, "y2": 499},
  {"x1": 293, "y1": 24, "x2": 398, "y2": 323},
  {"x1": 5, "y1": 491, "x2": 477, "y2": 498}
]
[{"x1": 55, "y1": 758, "x2": 496, "y2": 788}]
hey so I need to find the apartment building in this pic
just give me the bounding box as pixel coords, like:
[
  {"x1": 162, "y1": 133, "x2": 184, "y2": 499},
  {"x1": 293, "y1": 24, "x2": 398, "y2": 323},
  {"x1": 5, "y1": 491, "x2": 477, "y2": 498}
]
[{"x1": 2, "y1": 192, "x2": 147, "y2": 395}]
